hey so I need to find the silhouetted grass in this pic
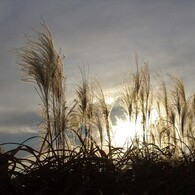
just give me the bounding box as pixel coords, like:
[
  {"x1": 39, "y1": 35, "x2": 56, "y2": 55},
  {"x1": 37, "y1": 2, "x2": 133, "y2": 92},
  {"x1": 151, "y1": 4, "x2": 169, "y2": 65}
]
[{"x1": 1, "y1": 139, "x2": 195, "y2": 194}]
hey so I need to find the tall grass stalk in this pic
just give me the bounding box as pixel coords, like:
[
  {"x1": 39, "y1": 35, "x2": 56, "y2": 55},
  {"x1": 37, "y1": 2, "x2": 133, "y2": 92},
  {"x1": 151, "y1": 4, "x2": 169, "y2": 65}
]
[
  {"x1": 16, "y1": 23, "x2": 70, "y2": 156},
  {"x1": 74, "y1": 67, "x2": 95, "y2": 153},
  {"x1": 94, "y1": 79, "x2": 112, "y2": 155},
  {"x1": 119, "y1": 61, "x2": 153, "y2": 147}
]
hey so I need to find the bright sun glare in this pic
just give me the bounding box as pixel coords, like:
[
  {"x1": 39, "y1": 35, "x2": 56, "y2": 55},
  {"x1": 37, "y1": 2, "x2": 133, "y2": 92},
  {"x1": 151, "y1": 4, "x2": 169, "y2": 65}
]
[
  {"x1": 111, "y1": 109, "x2": 159, "y2": 147},
  {"x1": 112, "y1": 115, "x2": 142, "y2": 147}
]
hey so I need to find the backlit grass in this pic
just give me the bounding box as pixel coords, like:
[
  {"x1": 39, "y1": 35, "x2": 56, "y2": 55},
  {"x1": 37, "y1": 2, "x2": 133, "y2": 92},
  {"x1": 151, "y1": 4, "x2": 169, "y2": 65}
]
[{"x1": 1, "y1": 23, "x2": 195, "y2": 194}]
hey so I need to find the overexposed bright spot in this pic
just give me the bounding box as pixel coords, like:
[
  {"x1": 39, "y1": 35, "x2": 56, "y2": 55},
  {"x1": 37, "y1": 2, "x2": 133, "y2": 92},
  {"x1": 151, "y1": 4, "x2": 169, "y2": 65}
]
[
  {"x1": 112, "y1": 115, "x2": 142, "y2": 147},
  {"x1": 149, "y1": 108, "x2": 159, "y2": 124},
  {"x1": 105, "y1": 96, "x2": 115, "y2": 105},
  {"x1": 111, "y1": 108, "x2": 159, "y2": 147}
]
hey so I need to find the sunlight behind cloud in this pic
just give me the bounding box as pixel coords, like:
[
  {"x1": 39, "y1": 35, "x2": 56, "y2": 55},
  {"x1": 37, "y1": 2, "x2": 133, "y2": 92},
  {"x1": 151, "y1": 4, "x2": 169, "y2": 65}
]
[
  {"x1": 111, "y1": 115, "x2": 140, "y2": 147},
  {"x1": 105, "y1": 96, "x2": 115, "y2": 105},
  {"x1": 111, "y1": 108, "x2": 159, "y2": 147}
]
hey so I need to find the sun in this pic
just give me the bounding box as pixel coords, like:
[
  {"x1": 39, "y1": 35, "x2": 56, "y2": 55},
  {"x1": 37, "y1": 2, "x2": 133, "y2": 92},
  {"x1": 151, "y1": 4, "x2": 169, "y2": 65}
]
[
  {"x1": 111, "y1": 109, "x2": 159, "y2": 147},
  {"x1": 105, "y1": 96, "x2": 115, "y2": 105},
  {"x1": 111, "y1": 115, "x2": 142, "y2": 147}
]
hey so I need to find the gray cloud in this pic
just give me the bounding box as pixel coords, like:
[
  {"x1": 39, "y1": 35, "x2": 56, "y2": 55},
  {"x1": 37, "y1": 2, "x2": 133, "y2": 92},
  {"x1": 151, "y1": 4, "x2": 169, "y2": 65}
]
[
  {"x1": 0, "y1": 110, "x2": 41, "y2": 128},
  {"x1": 0, "y1": 131, "x2": 39, "y2": 153}
]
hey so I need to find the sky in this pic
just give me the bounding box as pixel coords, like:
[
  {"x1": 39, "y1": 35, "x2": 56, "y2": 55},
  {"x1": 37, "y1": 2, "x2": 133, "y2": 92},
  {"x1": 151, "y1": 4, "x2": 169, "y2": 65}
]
[{"x1": 1, "y1": 0, "x2": 195, "y2": 145}]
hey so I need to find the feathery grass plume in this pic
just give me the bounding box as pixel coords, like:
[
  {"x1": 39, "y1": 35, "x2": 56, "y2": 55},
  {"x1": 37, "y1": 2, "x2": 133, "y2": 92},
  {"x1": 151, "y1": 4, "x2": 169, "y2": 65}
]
[
  {"x1": 16, "y1": 23, "x2": 70, "y2": 156},
  {"x1": 155, "y1": 75, "x2": 195, "y2": 155},
  {"x1": 132, "y1": 55, "x2": 142, "y2": 128},
  {"x1": 139, "y1": 63, "x2": 152, "y2": 143},
  {"x1": 118, "y1": 67, "x2": 139, "y2": 142},
  {"x1": 93, "y1": 79, "x2": 112, "y2": 155},
  {"x1": 94, "y1": 111, "x2": 104, "y2": 149},
  {"x1": 186, "y1": 94, "x2": 195, "y2": 150},
  {"x1": 156, "y1": 77, "x2": 174, "y2": 150},
  {"x1": 169, "y1": 75, "x2": 190, "y2": 153},
  {"x1": 74, "y1": 67, "x2": 96, "y2": 154},
  {"x1": 119, "y1": 59, "x2": 153, "y2": 147},
  {"x1": 119, "y1": 73, "x2": 134, "y2": 121}
]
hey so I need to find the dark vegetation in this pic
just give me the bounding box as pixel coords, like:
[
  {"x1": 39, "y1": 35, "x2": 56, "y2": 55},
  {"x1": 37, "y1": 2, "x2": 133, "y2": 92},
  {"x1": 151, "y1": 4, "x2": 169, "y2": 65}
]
[{"x1": 1, "y1": 24, "x2": 195, "y2": 194}]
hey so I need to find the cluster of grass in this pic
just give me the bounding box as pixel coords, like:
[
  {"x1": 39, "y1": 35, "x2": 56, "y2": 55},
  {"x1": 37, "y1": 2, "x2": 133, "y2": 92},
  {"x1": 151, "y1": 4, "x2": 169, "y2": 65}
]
[
  {"x1": 1, "y1": 23, "x2": 195, "y2": 194},
  {"x1": 1, "y1": 140, "x2": 195, "y2": 194}
]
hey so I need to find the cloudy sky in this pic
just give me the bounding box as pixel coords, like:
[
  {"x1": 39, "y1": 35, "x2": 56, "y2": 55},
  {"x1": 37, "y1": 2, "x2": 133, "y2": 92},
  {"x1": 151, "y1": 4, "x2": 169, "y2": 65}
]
[{"x1": 1, "y1": 0, "x2": 195, "y2": 144}]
